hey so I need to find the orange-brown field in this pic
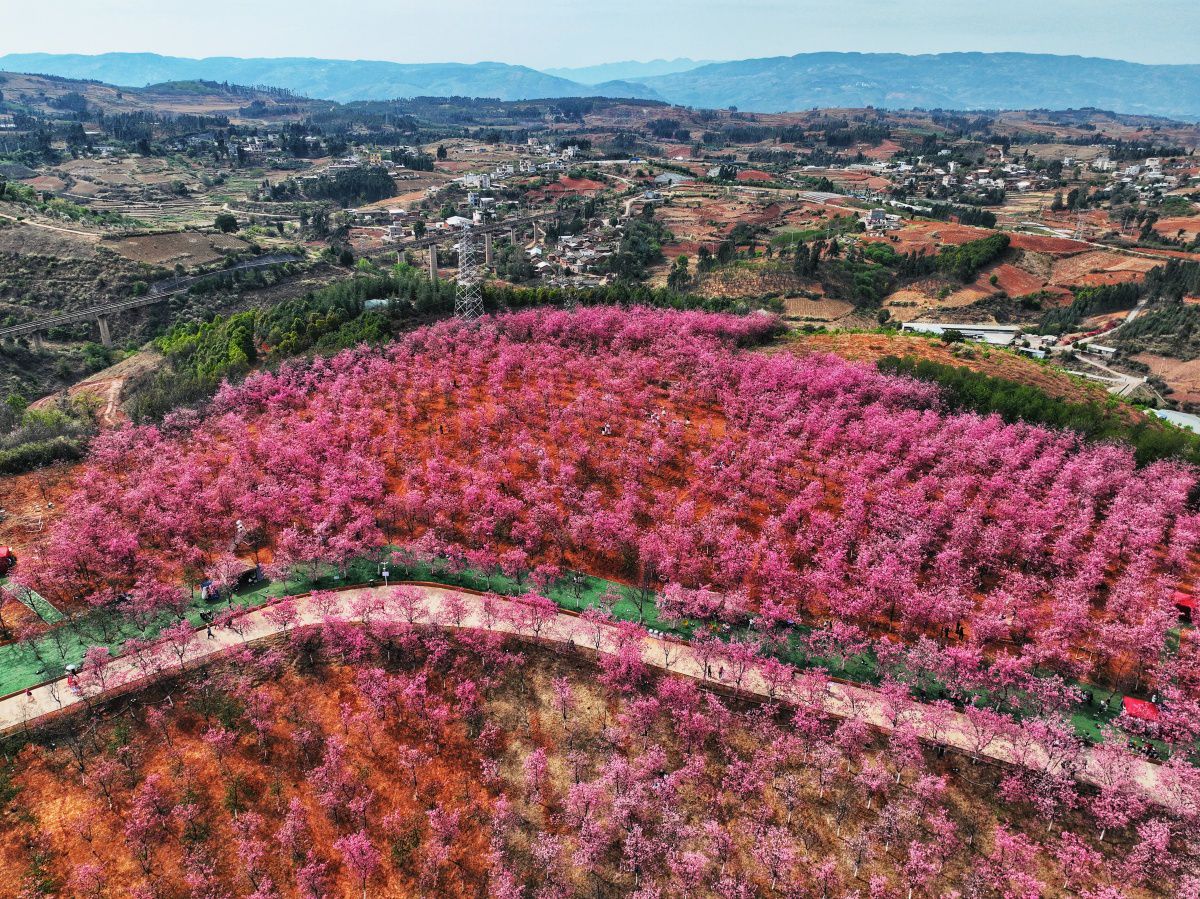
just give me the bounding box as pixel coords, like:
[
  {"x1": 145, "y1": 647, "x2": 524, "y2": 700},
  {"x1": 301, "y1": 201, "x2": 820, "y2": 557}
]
[
  {"x1": 656, "y1": 192, "x2": 793, "y2": 253},
  {"x1": 0, "y1": 466, "x2": 76, "y2": 558},
  {"x1": 785, "y1": 331, "x2": 1125, "y2": 409},
  {"x1": 1134, "y1": 354, "x2": 1200, "y2": 405},
  {"x1": 1048, "y1": 251, "x2": 1159, "y2": 286},
  {"x1": 1154, "y1": 217, "x2": 1200, "y2": 240},
  {"x1": 105, "y1": 232, "x2": 250, "y2": 267}
]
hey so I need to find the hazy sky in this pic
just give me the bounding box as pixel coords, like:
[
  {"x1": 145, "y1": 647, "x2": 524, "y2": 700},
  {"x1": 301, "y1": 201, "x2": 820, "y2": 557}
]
[{"x1": 4, "y1": 0, "x2": 1197, "y2": 68}]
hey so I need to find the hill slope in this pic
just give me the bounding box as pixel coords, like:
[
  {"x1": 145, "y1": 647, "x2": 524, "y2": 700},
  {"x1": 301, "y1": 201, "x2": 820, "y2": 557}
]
[
  {"x1": 0, "y1": 52, "x2": 663, "y2": 103},
  {"x1": 0, "y1": 69, "x2": 327, "y2": 117},
  {"x1": 5, "y1": 50, "x2": 1198, "y2": 115},
  {"x1": 634, "y1": 51, "x2": 1200, "y2": 118}
]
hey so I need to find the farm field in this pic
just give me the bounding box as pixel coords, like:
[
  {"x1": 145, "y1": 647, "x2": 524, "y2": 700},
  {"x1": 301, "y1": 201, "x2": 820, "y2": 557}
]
[
  {"x1": 105, "y1": 231, "x2": 250, "y2": 266},
  {"x1": 1135, "y1": 354, "x2": 1200, "y2": 406},
  {"x1": 1157, "y1": 217, "x2": 1200, "y2": 240}
]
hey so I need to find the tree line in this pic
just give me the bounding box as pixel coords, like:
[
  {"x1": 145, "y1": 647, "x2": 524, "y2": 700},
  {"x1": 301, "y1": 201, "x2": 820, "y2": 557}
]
[
  {"x1": 1039, "y1": 260, "x2": 1200, "y2": 337},
  {"x1": 877, "y1": 353, "x2": 1200, "y2": 466},
  {"x1": 128, "y1": 266, "x2": 783, "y2": 421}
]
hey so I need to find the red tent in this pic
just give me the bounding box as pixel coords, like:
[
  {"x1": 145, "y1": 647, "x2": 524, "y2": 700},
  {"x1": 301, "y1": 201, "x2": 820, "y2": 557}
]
[
  {"x1": 1123, "y1": 696, "x2": 1161, "y2": 723},
  {"x1": 1174, "y1": 590, "x2": 1196, "y2": 623}
]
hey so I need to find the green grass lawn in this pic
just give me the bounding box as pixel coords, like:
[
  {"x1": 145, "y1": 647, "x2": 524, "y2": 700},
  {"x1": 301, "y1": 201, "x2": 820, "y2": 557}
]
[{"x1": 1, "y1": 579, "x2": 64, "y2": 624}]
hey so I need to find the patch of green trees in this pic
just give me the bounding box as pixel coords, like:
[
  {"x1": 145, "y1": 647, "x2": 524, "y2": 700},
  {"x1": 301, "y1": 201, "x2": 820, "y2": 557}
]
[
  {"x1": 603, "y1": 219, "x2": 670, "y2": 281},
  {"x1": 878, "y1": 354, "x2": 1200, "y2": 466},
  {"x1": 935, "y1": 233, "x2": 1011, "y2": 282},
  {"x1": 129, "y1": 266, "x2": 784, "y2": 421},
  {"x1": 0, "y1": 394, "x2": 96, "y2": 476}
]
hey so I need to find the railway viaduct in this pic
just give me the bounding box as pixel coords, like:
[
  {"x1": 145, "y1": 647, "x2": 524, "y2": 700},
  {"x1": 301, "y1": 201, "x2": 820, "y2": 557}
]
[{"x1": 0, "y1": 253, "x2": 300, "y2": 350}]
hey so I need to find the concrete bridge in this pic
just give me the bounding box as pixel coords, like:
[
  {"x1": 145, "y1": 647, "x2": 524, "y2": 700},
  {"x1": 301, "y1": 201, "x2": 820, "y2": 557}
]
[{"x1": 0, "y1": 253, "x2": 301, "y2": 350}]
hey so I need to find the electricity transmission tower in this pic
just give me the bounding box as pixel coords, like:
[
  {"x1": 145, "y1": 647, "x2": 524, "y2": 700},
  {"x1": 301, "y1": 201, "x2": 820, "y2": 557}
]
[
  {"x1": 1073, "y1": 211, "x2": 1086, "y2": 241},
  {"x1": 455, "y1": 226, "x2": 485, "y2": 320}
]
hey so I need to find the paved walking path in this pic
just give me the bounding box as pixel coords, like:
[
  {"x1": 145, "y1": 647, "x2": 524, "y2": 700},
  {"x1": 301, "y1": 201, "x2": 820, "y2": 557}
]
[
  {"x1": 0, "y1": 583, "x2": 1171, "y2": 805},
  {"x1": 1, "y1": 579, "x2": 64, "y2": 623}
]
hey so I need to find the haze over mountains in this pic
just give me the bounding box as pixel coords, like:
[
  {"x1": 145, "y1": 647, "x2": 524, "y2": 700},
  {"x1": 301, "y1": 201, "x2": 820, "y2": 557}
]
[
  {"x1": 642, "y1": 53, "x2": 1200, "y2": 120},
  {"x1": 542, "y1": 58, "x2": 714, "y2": 84},
  {"x1": 3, "y1": 50, "x2": 1199, "y2": 118},
  {"x1": 0, "y1": 53, "x2": 663, "y2": 104}
]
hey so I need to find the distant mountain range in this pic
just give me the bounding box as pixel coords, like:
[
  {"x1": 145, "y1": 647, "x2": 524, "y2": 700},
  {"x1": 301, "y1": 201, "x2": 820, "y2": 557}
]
[
  {"x1": 2, "y1": 51, "x2": 1199, "y2": 119},
  {"x1": 632, "y1": 53, "x2": 1200, "y2": 119},
  {"x1": 543, "y1": 58, "x2": 713, "y2": 85},
  {"x1": 0, "y1": 52, "x2": 664, "y2": 104}
]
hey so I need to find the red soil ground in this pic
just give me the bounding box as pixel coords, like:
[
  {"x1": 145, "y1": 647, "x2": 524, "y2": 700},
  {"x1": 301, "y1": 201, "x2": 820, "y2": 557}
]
[
  {"x1": 0, "y1": 655, "x2": 500, "y2": 898},
  {"x1": 1048, "y1": 251, "x2": 1158, "y2": 287},
  {"x1": 1153, "y1": 217, "x2": 1200, "y2": 239},
  {"x1": 661, "y1": 240, "x2": 703, "y2": 259},
  {"x1": 1, "y1": 641, "x2": 1158, "y2": 898},
  {"x1": 858, "y1": 139, "x2": 904, "y2": 161},
  {"x1": 1134, "y1": 354, "x2": 1200, "y2": 406},
  {"x1": 735, "y1": 169, "x2": 773, "y2": 182},
  {"x1": 433, "y1": 160, "x2": 478, "y2": 173},
  {"x1": 525, "y1": 177, "x2": 608, "y2": 203},
  {"x1": 539, "y1": 177, "x2": 605, "y2": 195},
  {"x1": 0, "y1": 593, "x2": 40, "y2": 643},
  {"x1": 785, "y1": 331, "x2": 1126, "y2": 410},
  {"x1": 0, "y1": 465, "x2": 76, "y2": 557},
  {"x1": 977, "y1": 262, "x2": 1048, "y2": 297},
  {"x1": 882, "y1": 220, "x2": 991, "y2": 255},
  {"x1": 1006, "y1": 232, "x2": 1093, "y2": 255},
  {"x1": 1073, "y1": 270, "x2": 1145, "y2": 287},
  {"x1": 1137, "y1": 247, "x2": 1200, "y2": 262},
  {"x1": 717, "y1": 203, "x2": 783, "y2": 235}
]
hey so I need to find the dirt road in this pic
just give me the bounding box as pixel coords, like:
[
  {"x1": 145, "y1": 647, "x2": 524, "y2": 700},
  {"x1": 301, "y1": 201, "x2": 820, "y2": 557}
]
[
  {"x1": 0, "y1": 211, "x2": 102, "y2": 240},
  {"x1": 30, "y1": 349, "x2": 163, "y2": 426}
]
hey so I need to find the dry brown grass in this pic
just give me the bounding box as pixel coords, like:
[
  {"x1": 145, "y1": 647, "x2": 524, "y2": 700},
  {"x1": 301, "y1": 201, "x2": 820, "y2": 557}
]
[
  {"x1": 104, "y1": 232, "x2": 249, "y2": 266},
  {"x1": 782, "y1": 331, "x2": 1124, "y2": 409}
]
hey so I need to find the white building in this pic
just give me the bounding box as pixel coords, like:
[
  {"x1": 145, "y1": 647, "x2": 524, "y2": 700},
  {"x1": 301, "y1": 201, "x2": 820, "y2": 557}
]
[{"x1": 901, "y1": 322, "x2": 1020, "y2": 346}]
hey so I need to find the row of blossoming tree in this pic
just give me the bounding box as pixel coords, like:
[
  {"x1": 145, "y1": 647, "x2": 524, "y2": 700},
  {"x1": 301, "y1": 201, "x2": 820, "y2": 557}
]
[
  {"x1": 19, "y1": 306, "x2": 1200, "y2": 754},
  {"x1": 4, "y1": 610, "x2": 1198, "y2": 896}
]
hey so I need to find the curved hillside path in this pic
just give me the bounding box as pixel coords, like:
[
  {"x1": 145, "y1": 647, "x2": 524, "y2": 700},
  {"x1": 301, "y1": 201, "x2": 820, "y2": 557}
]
[
  {"x1": 0, "y1": 583, "x2": 1173, "y2": 806},
  {"x1": 0, "y1": 211, "x2": 103, "y2": 240}
]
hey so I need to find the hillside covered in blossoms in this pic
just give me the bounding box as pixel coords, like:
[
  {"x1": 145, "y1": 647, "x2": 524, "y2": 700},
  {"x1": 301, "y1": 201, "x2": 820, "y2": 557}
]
[{"x1": 1, "y1": 307, "x2": 1198, "y2": 896}]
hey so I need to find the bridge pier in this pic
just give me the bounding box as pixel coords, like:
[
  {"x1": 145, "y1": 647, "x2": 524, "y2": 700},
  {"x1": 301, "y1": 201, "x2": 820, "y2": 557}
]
[
  {"x1": 509, "y1": 228, "x2": 518, "y2": 247},
  {"x1": 97, "y1": 315, "x2": 112, "y2": 349},
  {"x1": 30, "y1": 332, "x2": 43, "y2": 352},
  {"x1": 484, "y1": 232, "x2": 494, "y2": 266},
  {"x1": 428, "y1": 245, "x2": 439, "y2": 282}
]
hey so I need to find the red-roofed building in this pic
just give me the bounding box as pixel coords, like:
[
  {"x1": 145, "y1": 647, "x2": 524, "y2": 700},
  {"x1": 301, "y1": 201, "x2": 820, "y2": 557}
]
[{"x1": 1123, "y1": 696, "x2": 1161, "y2": 723}]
